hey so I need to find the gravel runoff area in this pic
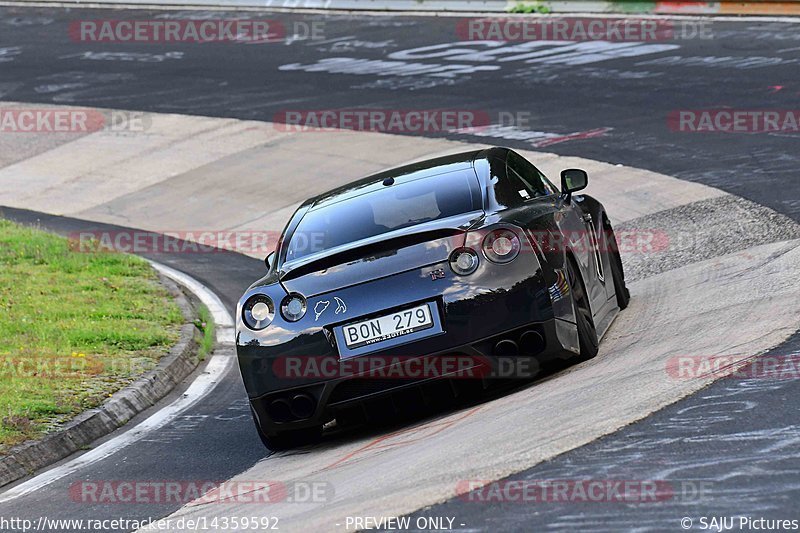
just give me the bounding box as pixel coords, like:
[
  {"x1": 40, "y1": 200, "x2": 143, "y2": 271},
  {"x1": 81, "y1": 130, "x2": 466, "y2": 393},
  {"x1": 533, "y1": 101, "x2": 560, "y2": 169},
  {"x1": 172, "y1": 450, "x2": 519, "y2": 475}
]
[{"x1": 617, "y1": 194, "x2": 800, "y2": 283}]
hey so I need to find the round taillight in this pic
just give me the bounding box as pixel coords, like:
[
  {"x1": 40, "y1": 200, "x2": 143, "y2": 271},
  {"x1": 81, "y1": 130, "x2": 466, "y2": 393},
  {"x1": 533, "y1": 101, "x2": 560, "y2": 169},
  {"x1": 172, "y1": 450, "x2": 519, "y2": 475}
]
[
  {"x1": 449, "y1": 248, "x2": 479, "y2": 275},
  {"x1": 281, "y1": 293, "x2": 307, "y2": 322},
  {"x1": 242, "y1": 294, "x2": 274, "y2": 330},
  {"x1": 482, "y1": 229, "x2": 520, "y2": 264}
]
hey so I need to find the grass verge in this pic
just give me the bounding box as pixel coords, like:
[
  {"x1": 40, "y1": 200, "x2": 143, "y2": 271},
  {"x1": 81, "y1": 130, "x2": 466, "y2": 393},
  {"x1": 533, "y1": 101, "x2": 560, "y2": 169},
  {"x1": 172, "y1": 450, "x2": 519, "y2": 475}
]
[
  {"x1": 194, "y1": 304, "x2": 215, "y2": 361},
  {"x1": 0, "y1": 220, "x2": 184, "y2": 453}
]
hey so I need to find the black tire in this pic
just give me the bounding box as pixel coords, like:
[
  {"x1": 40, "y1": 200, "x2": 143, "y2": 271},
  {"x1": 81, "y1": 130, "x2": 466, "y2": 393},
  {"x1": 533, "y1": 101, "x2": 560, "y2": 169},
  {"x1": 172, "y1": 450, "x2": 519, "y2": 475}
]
[
  {"x1": 603, "y1": 219, "x2": 630, "y2": 310},
  {"x1": 567, "y1": 257, "x2": 599, "y2": 361},
  {"x1": 250, "y1": 407, "x2": 322, "y2": 450}
]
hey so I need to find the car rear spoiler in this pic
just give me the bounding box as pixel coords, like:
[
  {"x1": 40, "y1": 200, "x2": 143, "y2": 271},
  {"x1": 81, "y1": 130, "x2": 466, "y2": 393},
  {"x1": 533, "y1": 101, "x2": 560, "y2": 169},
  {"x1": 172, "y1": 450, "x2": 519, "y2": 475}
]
[{"x1": 279, "y1": 210, "x2": 485, "y2": 282}]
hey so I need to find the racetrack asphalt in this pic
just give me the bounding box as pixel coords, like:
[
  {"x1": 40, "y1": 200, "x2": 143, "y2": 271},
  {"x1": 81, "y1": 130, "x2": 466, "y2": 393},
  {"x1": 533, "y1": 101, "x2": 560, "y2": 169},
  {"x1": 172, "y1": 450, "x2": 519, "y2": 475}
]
[
  {"x1": 0, "y1": 7, "x2": 799, "y2": 532},
  {"x1": 1, "y1": 9, "x2": 799, "y2": 220}
]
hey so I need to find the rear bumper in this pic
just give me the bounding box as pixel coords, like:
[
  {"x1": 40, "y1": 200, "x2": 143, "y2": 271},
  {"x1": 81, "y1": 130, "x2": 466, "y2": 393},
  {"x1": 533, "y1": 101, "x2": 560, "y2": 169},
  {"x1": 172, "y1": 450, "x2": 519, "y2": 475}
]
[
  {"x1": 247, "y1": 317, "x2": 572, "y2": 435},
  {"x1": 238, "y1": 245, "x2": 577, "y2": 435}
]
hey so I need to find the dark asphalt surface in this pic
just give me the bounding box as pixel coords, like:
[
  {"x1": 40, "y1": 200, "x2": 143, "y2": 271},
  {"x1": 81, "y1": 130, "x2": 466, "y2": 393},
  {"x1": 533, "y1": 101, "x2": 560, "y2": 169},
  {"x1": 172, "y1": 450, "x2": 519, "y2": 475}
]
[
  {"x1": 0, "y1": 7, "x2": 799, "y2": 532},
  {"x1": 406, "y1": 333, "x2": 800, "y2": 532},
  {"x1": 1, "y1": 9, "x2": 799, "y2": 221}
]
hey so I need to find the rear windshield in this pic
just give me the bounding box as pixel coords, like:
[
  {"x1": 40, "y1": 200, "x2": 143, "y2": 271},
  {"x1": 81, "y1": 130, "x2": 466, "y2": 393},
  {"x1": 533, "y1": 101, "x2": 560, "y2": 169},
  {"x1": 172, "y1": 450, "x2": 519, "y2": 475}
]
[{"x1": 285, "y1": 169, "x2": 480, "y2": 263}]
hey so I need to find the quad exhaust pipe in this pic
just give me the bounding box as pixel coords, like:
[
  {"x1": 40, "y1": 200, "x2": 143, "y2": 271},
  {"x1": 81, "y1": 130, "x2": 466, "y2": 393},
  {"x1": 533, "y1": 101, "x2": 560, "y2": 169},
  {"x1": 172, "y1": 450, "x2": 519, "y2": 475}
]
[
  {"x1": 493, "y1": 330, "x2": 545, "y2": 357},
  {"x1": 520, "y1": 330, "x2": 545, "y2": 355},
  {"x1": 267, "y1": 398, "x2": 292, "y2": 423},
  {"x1": 494, "y1": 339, "x2": 519, "y2": 356},
  {"x1": 267, "y1": 393, "x2": 316, "y2": 422},
  {"x1": 290, "y1": 393, "x2": 315, "y2": 419}
]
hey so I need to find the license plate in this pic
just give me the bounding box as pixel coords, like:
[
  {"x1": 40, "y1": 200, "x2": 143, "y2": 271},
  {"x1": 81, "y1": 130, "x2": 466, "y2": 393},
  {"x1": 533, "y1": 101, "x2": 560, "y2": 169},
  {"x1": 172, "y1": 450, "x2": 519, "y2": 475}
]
[{"x1": 342, "y1": 303, "x2": 434, "y2": 349}]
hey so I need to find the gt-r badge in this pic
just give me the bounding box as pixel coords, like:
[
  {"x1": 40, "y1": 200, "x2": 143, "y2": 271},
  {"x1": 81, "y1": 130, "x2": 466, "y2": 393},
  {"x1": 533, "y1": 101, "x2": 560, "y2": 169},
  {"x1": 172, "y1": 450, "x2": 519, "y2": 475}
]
[
  {"x1": 314, "y1": 300, "x2": 330, "y2": 321},
  {"x1": 429, "y1": 268, "x2": 446, "y2": 280},
  {"x1": 334, "y1": 297, "x2": 347, "y2": 315}
]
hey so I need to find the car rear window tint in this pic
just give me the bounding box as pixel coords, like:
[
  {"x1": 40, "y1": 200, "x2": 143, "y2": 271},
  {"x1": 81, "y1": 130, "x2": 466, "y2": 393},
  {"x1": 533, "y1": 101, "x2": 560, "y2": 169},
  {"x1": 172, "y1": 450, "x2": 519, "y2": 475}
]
[{"x1": 286, "y1": 169, "x2": 479, "y2": 262}]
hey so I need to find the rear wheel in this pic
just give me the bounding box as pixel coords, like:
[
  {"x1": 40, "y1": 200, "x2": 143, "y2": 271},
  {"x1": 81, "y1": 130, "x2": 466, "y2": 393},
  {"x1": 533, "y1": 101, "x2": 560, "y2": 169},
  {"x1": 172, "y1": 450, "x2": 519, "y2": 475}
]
[
  {"x1": 603, "y1": 218, "x2": 630, "y2": 310},
  {"x1": 567, "y1": 257, "x2": 599, "y2": 361}
]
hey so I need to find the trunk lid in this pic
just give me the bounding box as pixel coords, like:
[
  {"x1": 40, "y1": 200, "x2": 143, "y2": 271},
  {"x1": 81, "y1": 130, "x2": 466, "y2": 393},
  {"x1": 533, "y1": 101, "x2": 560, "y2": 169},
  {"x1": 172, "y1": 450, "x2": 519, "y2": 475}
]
[{"x1": 280, "y1": 211, "x2": 483, "y2": 297}]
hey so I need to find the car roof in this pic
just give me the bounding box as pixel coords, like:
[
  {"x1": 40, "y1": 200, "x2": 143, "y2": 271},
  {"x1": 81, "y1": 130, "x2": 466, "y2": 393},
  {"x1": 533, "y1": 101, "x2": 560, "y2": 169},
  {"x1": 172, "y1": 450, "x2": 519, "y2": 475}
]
[{"x1": 305, "y1": 147, "x2": 511, "y2": 211}]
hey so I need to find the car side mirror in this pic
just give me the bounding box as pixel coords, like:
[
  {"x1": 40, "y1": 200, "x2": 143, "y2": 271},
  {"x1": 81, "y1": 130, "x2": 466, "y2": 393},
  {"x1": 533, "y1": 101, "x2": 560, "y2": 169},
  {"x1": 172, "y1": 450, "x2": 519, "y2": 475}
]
[
  {"x1": 560, "y1": 168, "x2": 588, "y2": 199},
  {"x1": 265, "y1": 251, "x2": 275, "y2": 271}
]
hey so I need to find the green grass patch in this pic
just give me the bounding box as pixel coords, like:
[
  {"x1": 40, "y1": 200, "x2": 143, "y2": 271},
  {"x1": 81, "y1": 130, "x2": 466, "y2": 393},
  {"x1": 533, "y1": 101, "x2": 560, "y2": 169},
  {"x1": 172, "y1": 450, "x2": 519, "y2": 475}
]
[
  {"x1": 507, "y1": 2, "x2": 551, "y2": 14},
  {"x1": 0, "y1": 220, "x2": 184, "y2": 452},
  {"x1": 193, "y1": 304, "x2": 215, "y2": 361}
]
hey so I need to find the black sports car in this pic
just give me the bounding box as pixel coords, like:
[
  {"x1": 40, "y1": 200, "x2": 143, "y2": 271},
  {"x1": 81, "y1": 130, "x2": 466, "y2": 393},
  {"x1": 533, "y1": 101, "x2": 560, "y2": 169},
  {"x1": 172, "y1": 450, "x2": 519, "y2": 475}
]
[{"x1": 236, "y1": 147, "x2": 629, "y2": 449}]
